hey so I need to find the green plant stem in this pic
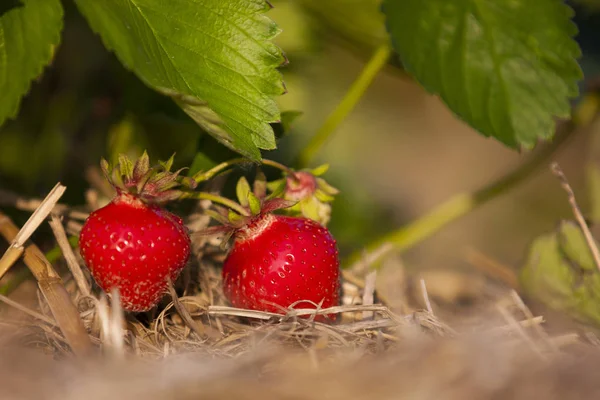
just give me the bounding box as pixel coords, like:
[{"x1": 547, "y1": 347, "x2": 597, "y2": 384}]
[
  {"x1": 184, "y1": 191, "x2": 250, "y2": 216},
  {"x1": 294, "y1": 43, "x2": 392, "y2": 169},
  {"x1": 262, "y1": 159, "x2": 297, "y2": 176},
  {"x1": 193, "y1": 158, "x2": 295, "y2": 183},
  {"x1": 342, "y1": 120, "x2": 581, "y2": 269}
]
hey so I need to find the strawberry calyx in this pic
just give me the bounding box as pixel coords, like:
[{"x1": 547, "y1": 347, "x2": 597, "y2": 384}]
[
  {"x1": 198, "y1": 172, "x2": 297, "y2": 241},
  {"x1": 266, "y1": 164, "x2": 339, "y2": 225},
  {"x1": 101, "y1": 151, "x2": 198, "y2": 205}
]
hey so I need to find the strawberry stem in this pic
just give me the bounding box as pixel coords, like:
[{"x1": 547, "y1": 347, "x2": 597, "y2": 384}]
[
  {"x1": 342, "y1": 100, "x2": 595, "y2": 269},
  {"x1": 293, "y1": 43, "x2": 392, "y2": 169},
  {"x1": 192, "y1": 158, "x2": 297, "y2": 183},
  {"x1": 183, "y1": 191, "x2": 250, "y2": 217},
  {"x1": 262, "y1": 159, "x2": 297, "y2": 178}
]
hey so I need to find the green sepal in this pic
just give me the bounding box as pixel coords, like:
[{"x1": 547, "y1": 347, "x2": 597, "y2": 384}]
[
  {"x1": 310, "y1": 164, "x2": 330, "y2": 176},
  {"x1": 248, "y1": 191, "x2": 262, "y2": 215},
  {"x1": 236, "y1": 176, "x2": 252, "y2": 207},
  {"x1": 159, "y1": 153, "x2": 176, "y2": 172},
  {"x1": 300, "y1": 197, "x2": 321, "y2": 221},
  {"x1": 151, "y1": 190, "x2": 183, "y2": 203},
  {"x1": 146, "y1": 170, "x2": 179, "y2": 192},
  {"x1": 316, "y1": 177, "x2": 340, "y2": 195},
  {"x1": 314, "y1": 189, "x2": 336, "y2": 203},
  {"x1": 98, "y1": 151, "x2": 197, "y2": 205},
  {"x1": 100, "y1": 158, "x2": 112, "y2": 185},
  {"x1": 228, "y1": 209, "x2": 245, "y2": 224},
  {"x1": 267, "y1": 178, "x2": 285, "y2": 192},
  {"x1": 179, "y1": 175, "x2": 198, "y2": 190},
  {"x1": 118, "y1": 153, "x2": 135, "y2": 185},
  {"x1": 266, "y1": 179, "x2": 286, "y2": 200},
  {"x1": 132, "y1": 151, "x2": 150, "y2": 182}
]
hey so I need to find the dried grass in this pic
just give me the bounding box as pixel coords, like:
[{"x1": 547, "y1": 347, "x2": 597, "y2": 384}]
[
  {"x1": 0, "y1": 183, "x2": 598, "y2": 400},
  {"x1": 0, "y1": 227, "x2": 580, "y2": 365}
]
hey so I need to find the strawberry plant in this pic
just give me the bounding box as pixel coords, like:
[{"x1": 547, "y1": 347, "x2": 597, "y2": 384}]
[{"x1": 2, "y1": 0, "x2": 600, "y2": 341}]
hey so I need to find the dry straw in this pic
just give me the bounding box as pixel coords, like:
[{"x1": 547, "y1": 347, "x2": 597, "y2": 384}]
[{"x1": 0, "y1": 182, "x2": 592, "y2": 368}]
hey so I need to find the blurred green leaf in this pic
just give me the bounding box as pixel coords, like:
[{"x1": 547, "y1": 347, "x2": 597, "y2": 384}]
[
  {"x1": 297, "y1": 0, "x2": 388, "y2": 54},
  {"x1": 188, "y1": 131, "x2": 241, "y2": 177},
  {"x1": 106, "y1": 113, "x2": 202, "y2": 168},
  {"x1": 558, "y1": 221, "x2": 598, "y2": 271},
  {"x1": 138, "y1": 114, "x2": 201, "y2": 166},
  {"x1": 188, "y1": 152, "x2": 217, "y2": 177},
  {"x1": 0, "y1": 0, "x2": 63, "y2": 127},
  {"x1": 268, "y1": 0, "x2": 316, "y2": 55},
  {"x1": 0, "y1": 1, "x2": 23, "y2": 16},
  {"x1": 106, "y1": 115, "x2": 143, "y2": 165},
  {"x1": 0, "y1": 101, "x2": 70, "y2": 191},
  {"x1": 382, "y1": 0, "x2": 582, "y2": 150},
  {"x1": 74, "y1": 0, "x2": 286, "y2": 161},
  {"x1": 325, "y1": 173, "x2": 397, "y2": 257},
  {"x1": 520, "y1": 220, "x2": 600, "y2": 325}
]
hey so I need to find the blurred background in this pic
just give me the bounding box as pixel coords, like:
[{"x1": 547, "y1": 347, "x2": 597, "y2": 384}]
[{"x1": 2, "y1": 0, "x2": 600, "y2": 313}]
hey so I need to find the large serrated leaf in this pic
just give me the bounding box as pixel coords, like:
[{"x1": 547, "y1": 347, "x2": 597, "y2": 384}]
[
  {"x1": 382, "y1": 0, "x2": 583, "y2": 150},
  {"x1": 74, "y1": 0, "x2": 286, "y2": 161},
  {"x1": 0, "y1": 0, "x2": 63, "y2": 127}
]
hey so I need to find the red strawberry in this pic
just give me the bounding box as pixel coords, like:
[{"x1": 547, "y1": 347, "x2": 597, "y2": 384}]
[
  {"x1": 79, "y1": 153, "x2": 194, "y2": 312},
  {"x1": 222, "y1": 213, "x2": 340, "y2": 321},
  {"x1": 201, "y1": 174, "x2": 341, "y2": 322}
]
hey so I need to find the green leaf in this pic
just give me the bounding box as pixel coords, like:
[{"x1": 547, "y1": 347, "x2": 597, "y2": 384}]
[
  {"x1": 519, "y1": 221, "x2": 600, "y2": 326},
  {"x1": 557, "y1": 222, "x2": 597, "y2": 272},
  {"x1": 382, "y1": 0, "x2": 582, "y2": 149},
  {"x1": 74, "y1": 0, "x2": 285, "y2": 161},
  {"x1": 297, "y1": 0, "x2": 388, "y2": 54},
  {"x1": 0, "y1": 0, "x2": 64, "y2": 127}
]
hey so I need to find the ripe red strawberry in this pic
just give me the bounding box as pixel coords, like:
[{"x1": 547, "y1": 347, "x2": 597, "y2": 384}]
[
  {"x1": 202, "y1": 174, "x2": 341, "y2": 321},
  {"x1": 79, "y1": 153, "x2": 194, "y2": 312},
  {"x1": 222, "y1": 213, "x2": 340, "y2": 321}
]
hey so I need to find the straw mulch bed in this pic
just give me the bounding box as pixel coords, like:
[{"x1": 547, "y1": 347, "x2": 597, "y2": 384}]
[{"x1": 1, "y1": 183, "x2": 600, "y2": 399}]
